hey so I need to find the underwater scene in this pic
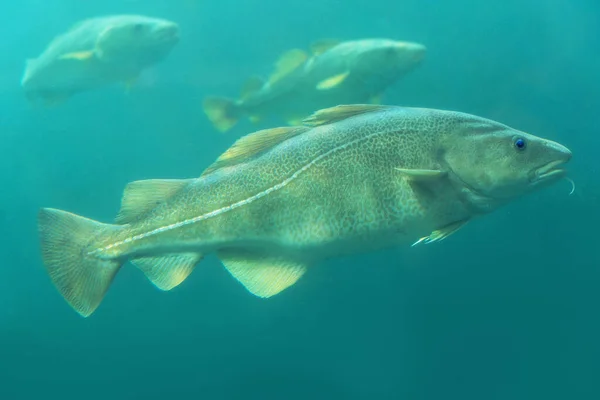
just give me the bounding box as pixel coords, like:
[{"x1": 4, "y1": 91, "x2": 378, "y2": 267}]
[{"x1": 1, "y1": 0, "x2": 599, "y2": 399}]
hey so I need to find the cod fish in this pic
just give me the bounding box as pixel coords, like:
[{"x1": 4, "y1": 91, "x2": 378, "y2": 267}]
[
  {"x1": 38, "y1": 104, "x2": 571, "y2": 317},
  {"x1": 21, "y1": 15, "x2": 179, "y2": 105},
  {"x1": 202, "y1": 38, "x2": 426, "y2": 132}
]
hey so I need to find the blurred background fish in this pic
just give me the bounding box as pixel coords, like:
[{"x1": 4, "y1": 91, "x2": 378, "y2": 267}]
[
  {"x1": 202, "y1": 38, "x2": 426, "y2": 132},
  {"x1": 21, "y1": 14, "x2": 180, "y2": 106}
]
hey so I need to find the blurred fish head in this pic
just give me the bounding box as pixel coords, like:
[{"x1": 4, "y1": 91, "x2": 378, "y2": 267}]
[
  {"x1": 440, "y1": 118, "x2": 572, "y2": 211},
  {"x1": 97, "y1": 16, "x2": 179, "y2": 64},
  {"x1": 352, "y1": 39, "x2": 426, "y2": 78}
]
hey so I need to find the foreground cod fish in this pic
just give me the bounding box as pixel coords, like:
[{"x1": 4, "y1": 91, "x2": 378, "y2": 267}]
[
  {"x1": 21, "y1": 15, "x2": 179, "y2": 105},
  {"x1": 38, "y1": 105, "x2": 571, "y2": 317},
  {"x1": 203, "y1": 38, "x2": 426, "y2": 132}
]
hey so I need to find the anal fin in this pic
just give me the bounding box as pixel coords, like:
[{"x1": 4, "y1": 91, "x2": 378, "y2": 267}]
[
  {"x1": 218, "y1": 250, "x2": 308, "y2": 298},
  {"x1": 130, "y1": 252, "x2": 203, "y2": 290},
  {"x1": 412, "y1": 219, "x2": 469, "y2": 246}
]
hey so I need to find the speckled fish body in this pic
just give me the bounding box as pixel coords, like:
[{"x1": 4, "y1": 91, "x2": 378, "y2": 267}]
[
  {"x1": 37, "y1": 105, "x2": 572, "y2": 317},
  {"x1": 202, "y1": 39, "x2": 426, "y2": 132},
  {"x1": 244, "y1": 40, "x2": 425, "y2": 116},
  {"x1": 21, "y1": 15, "x2": 179, "y2": 104}
]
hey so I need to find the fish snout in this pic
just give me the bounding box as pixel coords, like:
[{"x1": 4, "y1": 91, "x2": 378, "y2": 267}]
[
  {"x1": 394, "y1": 42, "x2": 426, "y2": 62},
  {"x1": 531, "y1": 140, "x2": 572, "y2": 184},
  {"x1": 158, "y1": 23, "x2": 180, "y2": 42},
  {"x1": 546, "y1": 140, "x2": 572, "y2": 163}
]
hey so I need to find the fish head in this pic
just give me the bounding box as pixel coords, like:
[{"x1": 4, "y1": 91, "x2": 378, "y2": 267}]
[
  {"x1": 352, "y1": 39, "x2": 426, "y2": 78},
  {"x1": 440, "y1": 117, "x2": 572, "y2": 211},
  {"x1": 96, "y1": 16, "x2": 179, "y2": 65}
]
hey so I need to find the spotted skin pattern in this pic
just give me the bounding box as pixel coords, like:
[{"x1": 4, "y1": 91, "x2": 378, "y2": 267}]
[{"x1": 90, "y1": 106, "x2": 497, "y2": 265}]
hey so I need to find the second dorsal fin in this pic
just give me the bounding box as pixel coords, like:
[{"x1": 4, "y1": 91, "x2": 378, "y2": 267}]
[
  {"x1": 116, "y1": 179, "x2": 193, "y2": 224},
  {"x1": 302, "y1": 104, "x2": 391, "y2": 127},
  {"x1": 268, "y1": 48, "x2": 308, "y2": 84},
  {"x1": 201, "y1": 126, "x2": 309, "y2": 176}
]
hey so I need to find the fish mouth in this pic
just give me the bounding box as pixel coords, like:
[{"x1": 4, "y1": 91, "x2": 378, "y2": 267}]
[
  {"x1": 531, "y1": 159, "x2": 568, "y2": 184},
  {"x1": 397, "y1": 42, "x2": 426, "y2": 62},
  {"x1": 410, "y1": 45, "x2": 427, "y2": 62},
  {"x1": 157, "y1": 25, "x2": 180, "y2": 42}
]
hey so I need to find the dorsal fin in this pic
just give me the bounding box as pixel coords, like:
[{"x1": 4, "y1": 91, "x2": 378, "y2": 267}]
[
  {"x1": 67, "y1": 19, "x2": 91, "y2": 32},
  {"x1": 240, "y1": 75, "x2": 264, "y2": 100},
  {"x1": 268, "y1": 49, "x2": 308, "y2": 84},
  {"x1": 116, "y1": 179, "x2": 193, "y2": 224},
  {"x1": 201, "y1": 126, "x2": 309, "y2": 176},
  {"x1": 302, "y1": 104, "x2": 390, "y2": 127},
  {"x1": 310, "y1": 38, "x2": 341, "y2": 56}
]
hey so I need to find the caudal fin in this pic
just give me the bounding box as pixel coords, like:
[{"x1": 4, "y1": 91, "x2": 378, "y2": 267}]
[
  {"x1": 38, "y1": 208, "x2": 124, "y2": 317},
  {"x1": 202, "y1": 96, "x2": 241, "y2": 133}
]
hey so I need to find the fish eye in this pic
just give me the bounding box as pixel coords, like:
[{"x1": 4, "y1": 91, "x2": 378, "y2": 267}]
[
  {"x1": 132, "y1": 23, "x2": 144, "y2": 33},
  {"x1": 513, "y1": 137, "x2": 526, "y2": 151},
  {"x1": 384, "y1": 47, "x2": 396, "y2": 57}
]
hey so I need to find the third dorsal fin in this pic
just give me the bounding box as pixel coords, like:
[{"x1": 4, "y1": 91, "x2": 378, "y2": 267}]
[
  {"x1": 302, "y1": 104, "x2": 391, "y2": 127},
  {"x1": 240, "y1": 75, "x2": 264, "y2": 100},
  {"x1": 201, "y1": 126, "x2": 309, "y2": 176},
  {"x1": 116, "y1": 179, "x2": 193, "y2": 224}
]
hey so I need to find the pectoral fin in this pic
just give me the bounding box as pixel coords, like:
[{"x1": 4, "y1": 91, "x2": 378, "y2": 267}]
[
  {"x1": 316, "y1": 71, "x2": 349, "y2": 90},
  {"x1": 412, "y1": 219, "x2": 469, "y2": 246},
  {"x1": 58, "y1": 50, "x2": 95, "y2": 61},
  {"x1": 218, "y1": 250, "x2": 308, "y2": 298}
]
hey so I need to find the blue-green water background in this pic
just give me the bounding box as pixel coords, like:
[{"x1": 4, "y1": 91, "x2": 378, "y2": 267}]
[{"x1": 1, "y1": 1, "x2": 599, "y2": 399}]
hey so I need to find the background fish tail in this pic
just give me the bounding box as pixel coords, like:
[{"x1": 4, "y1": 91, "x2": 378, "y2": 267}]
[
  {"x1": 202, "y1": 96, "x2": 242, "y2": 133},
  {"x1": 37, "y1": 208, "x2": 125, "y2": 317}
]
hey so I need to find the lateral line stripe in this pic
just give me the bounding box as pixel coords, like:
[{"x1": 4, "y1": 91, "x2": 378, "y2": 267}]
[{"x1": 92, "y1": 129, "x2": 384, "y2": 254}]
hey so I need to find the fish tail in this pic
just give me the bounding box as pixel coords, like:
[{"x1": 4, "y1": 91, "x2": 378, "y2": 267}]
[
  {"x1": 202, "y1": 96, "x2": 241, "y2": 133},
  {"x1": 38, "y1": 208, "x2": 125, "y2": 317}
]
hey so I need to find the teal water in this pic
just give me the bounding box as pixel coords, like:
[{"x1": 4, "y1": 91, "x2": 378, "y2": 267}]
[{"x1": 1, "y1": 1, "x2": 599, "y2": 399}]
